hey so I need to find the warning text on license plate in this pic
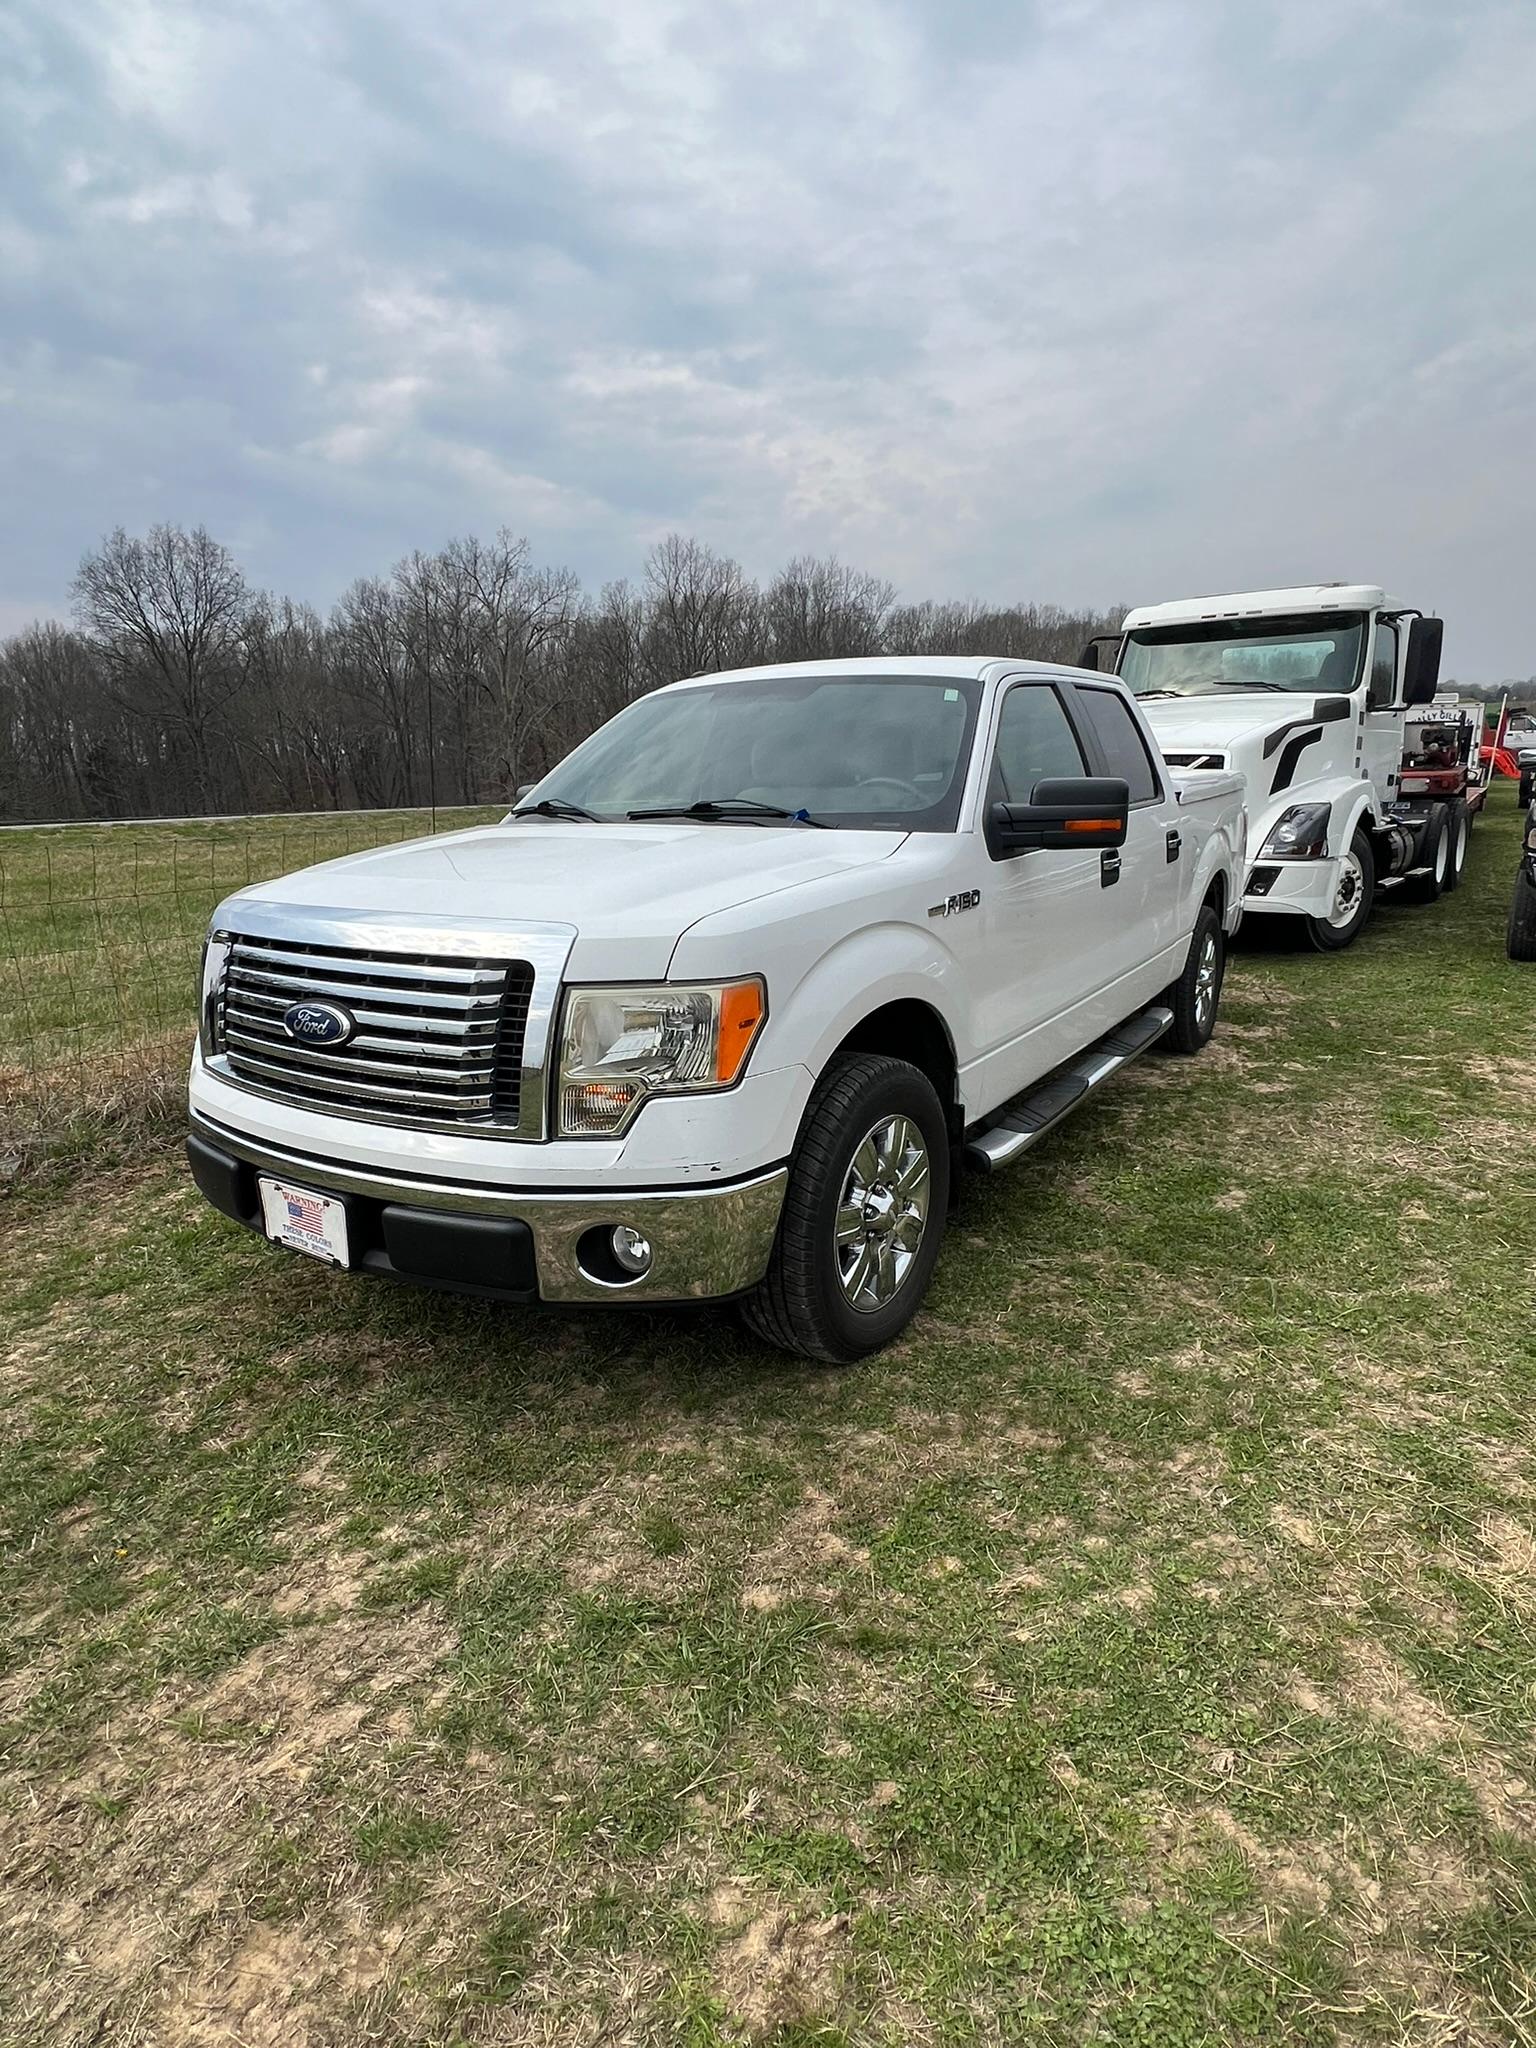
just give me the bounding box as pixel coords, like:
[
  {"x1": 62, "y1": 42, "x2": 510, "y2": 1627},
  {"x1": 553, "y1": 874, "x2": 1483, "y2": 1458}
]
[{"x1": 258, "y1": 1177, "x2": 349, "y2": 1266}]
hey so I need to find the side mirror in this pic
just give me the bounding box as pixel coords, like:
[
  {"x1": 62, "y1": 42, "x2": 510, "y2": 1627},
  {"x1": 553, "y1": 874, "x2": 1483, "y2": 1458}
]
[
  {"x1": 514, "y1": 781, "x2": 537, "y2": 802},
  {"x1": 1403, "y1": 617, "x2": 1443, "y2": 706},
  {"x1": 988, "y1": 776, "x2": 1130, "y2": 854},
  {"x1": 1076, "y1": 633, "x2": 1123, "y2": 674}
]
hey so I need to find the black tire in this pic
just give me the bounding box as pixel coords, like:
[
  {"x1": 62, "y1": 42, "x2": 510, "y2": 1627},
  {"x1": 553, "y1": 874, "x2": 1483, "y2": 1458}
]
[
  {"x1": 1441, "y1": 799, "x2": 1469, "y2": 894},
  {"x1": 1402, "y1": 808, "x2": 1451, "y2": 904},
  {"x1": 1508, "y1": 866, "x2": 1536, "y2": 962},
  {"x1": 1158, "y1": 902, "x2": 1225, "y2": 1055},
  {"x1": 1520, "y1": 774, "x2": 1535, "y2": 808},
  {"x1": 1306, "y1": 828, "x2": 1375, "y2": 951},
  {"x1": 741, "y1": 1052, "x2": 949, "y2": 1364}
]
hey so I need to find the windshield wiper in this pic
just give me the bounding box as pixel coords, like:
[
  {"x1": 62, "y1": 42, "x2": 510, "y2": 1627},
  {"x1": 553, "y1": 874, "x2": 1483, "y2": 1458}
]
[
  {"x1": 627, "y1": 798, "x2": 827, "y2": 827},
  {"x1": 1133, "y1": 689, "x2": 1182, "y2": 699},
  {"x1": 512, "y1": 796, "x2": 601, "y2": 821},
  {"x1": 1203, "y1": 681, "x2": 1288, "y2": 693}
]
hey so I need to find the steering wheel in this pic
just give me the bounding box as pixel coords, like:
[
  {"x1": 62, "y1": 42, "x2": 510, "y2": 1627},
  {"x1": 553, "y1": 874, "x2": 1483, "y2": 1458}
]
[{"x1": 855, "y1": 777, "x2": 924, "y2": 806}]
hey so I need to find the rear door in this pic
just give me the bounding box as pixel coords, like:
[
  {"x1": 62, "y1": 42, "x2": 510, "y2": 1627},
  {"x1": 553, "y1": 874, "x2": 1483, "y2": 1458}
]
[{"x1": 1069, "y1": 682, "x2": 1184, "y2": 985}]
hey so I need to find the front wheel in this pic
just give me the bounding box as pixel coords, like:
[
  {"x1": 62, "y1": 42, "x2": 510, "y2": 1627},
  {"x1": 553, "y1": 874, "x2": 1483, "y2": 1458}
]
[
  {"x1": 1159, "y1": 903, "x2": 1225, "y2": 1054},
  {"x1": 742, "y1": 1053, "x2": 949, "y2": 1364},
  {"x1": 1306, "y1": 829, "x2": 1375, "y2": 951}
]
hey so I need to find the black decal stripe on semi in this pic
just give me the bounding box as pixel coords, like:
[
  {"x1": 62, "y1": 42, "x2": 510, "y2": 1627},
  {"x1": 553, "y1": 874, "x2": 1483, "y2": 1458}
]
[
  {"x1": 1269, "y1": 727, "x2": 1323, "y2": 795},
  {"x1": 1260, "y1": 697, "x2": 1352, "y2": 761}
]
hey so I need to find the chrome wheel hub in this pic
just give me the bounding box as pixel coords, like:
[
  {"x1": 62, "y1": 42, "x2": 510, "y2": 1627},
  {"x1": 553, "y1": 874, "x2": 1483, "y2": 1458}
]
[
  {"x1": 835, "y1": 1114, "x2": 930, "y2": 1312},
  {"x1": 1329, "y1": 852, "x2": 1364, "y2": 926},
  {"x1": 1194, "y1": 933, "x2": 1218, "y2": 1028}
]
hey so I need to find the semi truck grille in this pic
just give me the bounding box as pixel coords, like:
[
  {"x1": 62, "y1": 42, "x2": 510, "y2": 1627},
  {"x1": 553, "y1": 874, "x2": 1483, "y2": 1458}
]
[{"x1": 216, "y1": 934, "x2": 535, "y2": 1132}]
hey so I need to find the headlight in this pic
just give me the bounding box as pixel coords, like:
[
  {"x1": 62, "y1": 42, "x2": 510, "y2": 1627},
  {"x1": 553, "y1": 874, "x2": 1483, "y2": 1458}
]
[
  {"x1": 1260, "y1": 803, "x2": 1331, "y2": 860},
  {"x1": 198, "y1": 930, "x2": 231, "y2": 1055},
  {"x1": 556, "y1": 978, "x2": 766, "y2": 1136}
]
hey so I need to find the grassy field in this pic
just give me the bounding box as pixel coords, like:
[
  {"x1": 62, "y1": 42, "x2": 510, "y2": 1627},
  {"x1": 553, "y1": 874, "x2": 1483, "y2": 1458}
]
[
  {"x1": 0, "y1": 808, "x2": 501, "y2": 1151},
  {"x1": 1, "y1": 794, "x2": 1533, "y2": 2046}
]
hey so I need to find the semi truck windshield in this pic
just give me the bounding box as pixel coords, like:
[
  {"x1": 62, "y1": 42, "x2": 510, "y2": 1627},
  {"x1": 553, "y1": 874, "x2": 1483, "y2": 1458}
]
[{"x1": 1121, "y1": 614, "x2": 1366, "y2": 697}]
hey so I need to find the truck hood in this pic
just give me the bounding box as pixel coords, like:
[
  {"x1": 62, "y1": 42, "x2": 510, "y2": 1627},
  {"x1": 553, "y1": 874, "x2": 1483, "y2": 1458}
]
[
  {"x1": 224, "y1": 819, "x2": 909, "y2": 979},
  {"x1": 1140, "y1": 693, "x2": 1347, "y2": 753}
]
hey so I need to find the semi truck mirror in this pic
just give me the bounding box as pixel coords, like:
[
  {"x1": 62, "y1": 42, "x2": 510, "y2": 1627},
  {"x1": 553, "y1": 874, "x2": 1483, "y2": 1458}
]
[
  {"x1": 1075, "y1": 634, "x2": 1123, "y2": 674},
  {"x1": 1403, "y1": 618, "x2": 1444, "y2": 706},
  {"x1": 989, "y1": 777, "x2": 1130, "y2": 854}
]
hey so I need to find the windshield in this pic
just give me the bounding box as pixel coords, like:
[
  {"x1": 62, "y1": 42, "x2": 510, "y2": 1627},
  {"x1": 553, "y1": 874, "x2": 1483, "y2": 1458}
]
[
  {"x1": 1120, "y1": 613, "x2": 1366, "y2": 698},
  {"x1": 523, "y1": 673, "x2": 982, "y2": 830}
]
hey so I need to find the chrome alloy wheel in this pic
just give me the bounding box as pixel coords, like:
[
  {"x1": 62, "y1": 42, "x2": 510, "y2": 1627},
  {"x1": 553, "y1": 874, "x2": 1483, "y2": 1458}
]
[
  {"x1": 1328, "y1": 849, "x2": 1365, "y2": 927},
  {"x1": 834, "y1": 1114, "x2": 931, "y2": 1312},
  {"x1": 1194, "y1": 930, "x2": 1220, "y2": 1030}
]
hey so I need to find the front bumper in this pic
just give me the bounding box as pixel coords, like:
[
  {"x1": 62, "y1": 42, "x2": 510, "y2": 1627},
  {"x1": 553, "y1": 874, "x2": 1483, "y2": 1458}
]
[
  {"x1": 1241, "y1": 856, "x2": 1341, "y2": 918},
  {"x1": 188, "y1": 1112, "x2": 788, "y2": 1306}
]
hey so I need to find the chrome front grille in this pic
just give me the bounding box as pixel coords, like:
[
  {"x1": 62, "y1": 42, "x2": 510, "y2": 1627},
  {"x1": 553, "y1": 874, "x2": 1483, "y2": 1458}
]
[{"x1": 215, "y1": 933, "x2": 536, "y2": 1133}]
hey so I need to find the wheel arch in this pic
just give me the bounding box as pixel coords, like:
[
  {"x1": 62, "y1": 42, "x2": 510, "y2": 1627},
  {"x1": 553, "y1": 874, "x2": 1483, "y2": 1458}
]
[{"x1": 830, "y1": 999, "x2": 960, "y2": 1133}]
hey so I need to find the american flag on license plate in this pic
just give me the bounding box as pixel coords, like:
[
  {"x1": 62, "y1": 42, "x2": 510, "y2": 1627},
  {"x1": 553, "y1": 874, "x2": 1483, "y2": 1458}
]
[{"x1": 284, "y1": 1191, "x2": 327, "y2": 1232}]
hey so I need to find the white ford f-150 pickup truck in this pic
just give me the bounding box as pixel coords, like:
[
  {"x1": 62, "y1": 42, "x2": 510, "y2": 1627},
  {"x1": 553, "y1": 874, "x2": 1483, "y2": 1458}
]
[{"x1": 187, "y1": 658, "x2": 1243, "y2": 1361}]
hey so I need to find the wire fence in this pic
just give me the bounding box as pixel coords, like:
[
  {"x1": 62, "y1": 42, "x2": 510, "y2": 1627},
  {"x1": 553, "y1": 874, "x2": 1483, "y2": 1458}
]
[{"x1": 0, "y1": 807, "x2": 500, "y2": 1165}]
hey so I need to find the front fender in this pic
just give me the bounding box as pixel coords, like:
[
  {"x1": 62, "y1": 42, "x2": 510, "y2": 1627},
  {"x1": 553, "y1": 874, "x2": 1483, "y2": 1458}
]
[
  {"x1": 748, "y1": 921, "x2": 969, "y2": 1102},
  {"x1": 1249, "y1": 777, "x2": 1376, "y2": 865}
]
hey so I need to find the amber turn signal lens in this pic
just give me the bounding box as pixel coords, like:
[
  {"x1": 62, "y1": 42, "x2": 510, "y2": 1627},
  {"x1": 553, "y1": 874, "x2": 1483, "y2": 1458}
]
[
  {"x1": 715, "y1": 980, "x2": 766, "y2": 1084},
  {"x1": 1062, "y1": 817, "x2": 1122, "y2": 833}
]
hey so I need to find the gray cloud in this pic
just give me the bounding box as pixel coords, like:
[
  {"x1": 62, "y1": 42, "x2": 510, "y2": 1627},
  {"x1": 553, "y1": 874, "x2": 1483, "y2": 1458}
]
[{"x1": 2, "y1": 0, "x2": 1534, "y2": 674}]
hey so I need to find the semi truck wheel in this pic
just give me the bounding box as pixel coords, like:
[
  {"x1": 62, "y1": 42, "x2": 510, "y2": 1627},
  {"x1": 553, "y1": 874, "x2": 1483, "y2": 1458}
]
[
  {"x1": 1508, "y1": 867, "x2": 1536, "y2": 962},
  {"x1": 742, "y1": 1052, "x2": 949, "y2": 1364},
  {"x1": 1403, "y1": 809, "x2": 1451, "y2": 904},
  {"x1": 1441, "y1": 799, "x2": 1470, "y2": 893},
  {"x1": 1159, "y1": 903, "x2": 1224, "y2": 1054},
  {"x1": 1306, "y1": 829, "x2": 1375, "y2": 951}
]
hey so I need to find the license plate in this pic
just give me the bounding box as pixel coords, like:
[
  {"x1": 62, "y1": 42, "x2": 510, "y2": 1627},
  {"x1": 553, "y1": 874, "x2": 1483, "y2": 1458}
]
[{"x1": 258, "y1": 1176, "x2": 350, "y2": 1267}]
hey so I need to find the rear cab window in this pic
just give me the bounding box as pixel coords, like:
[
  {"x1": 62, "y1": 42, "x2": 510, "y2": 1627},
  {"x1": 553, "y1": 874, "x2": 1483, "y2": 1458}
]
[{"x1": 1072, "y1": 686, "x2": 1162, "y2": 803}]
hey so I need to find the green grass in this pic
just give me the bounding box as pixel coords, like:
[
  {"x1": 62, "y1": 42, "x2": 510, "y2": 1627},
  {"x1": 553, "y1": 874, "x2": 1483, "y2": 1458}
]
[{"x1": 1, "y1": 792, "x2": 1534, "y2": 2044}]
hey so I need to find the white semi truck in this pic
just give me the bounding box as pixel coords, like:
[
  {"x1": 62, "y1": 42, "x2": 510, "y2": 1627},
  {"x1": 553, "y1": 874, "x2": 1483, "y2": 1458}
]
[
  {"x1": 1082, "y1": 584, "x2": 1474, "y2": 950},
  {"x1": 188, "y1": 658, "x2": 1242, "y2": 1361}
]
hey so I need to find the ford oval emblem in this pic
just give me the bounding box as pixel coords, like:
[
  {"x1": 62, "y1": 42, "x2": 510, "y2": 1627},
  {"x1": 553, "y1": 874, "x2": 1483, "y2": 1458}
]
[{"x1": 281, "y1": 999, "x2": 355, "y2": 1047}]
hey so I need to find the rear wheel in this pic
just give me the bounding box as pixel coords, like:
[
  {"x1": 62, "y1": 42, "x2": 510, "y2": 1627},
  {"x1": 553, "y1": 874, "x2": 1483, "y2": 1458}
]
[
  {"x1": 1159, "y1": 904, "x2": 1225, "y2": 1054},
  {"x1": 1441, "y1": 799, "x2": 1469, "y2": 893},
  {"x1": 1508, "y1": 866, "x2": 1536, "y2": 962},
  {"x1": 1403, "y1": 808, "x2": 1451, "y2": 904},
  {"x1": 1306, "y1": 828, "x2": 1375, "y2": 951},
  {"x1": 742, "y1": 1052, "x2": 949, "y2": 1364}
]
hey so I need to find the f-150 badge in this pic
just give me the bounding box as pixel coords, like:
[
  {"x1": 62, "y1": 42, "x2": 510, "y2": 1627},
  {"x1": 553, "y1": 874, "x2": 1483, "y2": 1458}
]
[{"x1": 928, "y1": 889, "x2": 981, "y2": 918}]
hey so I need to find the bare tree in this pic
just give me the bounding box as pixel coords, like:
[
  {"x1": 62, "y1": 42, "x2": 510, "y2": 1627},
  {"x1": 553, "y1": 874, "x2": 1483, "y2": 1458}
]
[{"x1": 72, "y1": 524, "x2": 253, "y2": 811}]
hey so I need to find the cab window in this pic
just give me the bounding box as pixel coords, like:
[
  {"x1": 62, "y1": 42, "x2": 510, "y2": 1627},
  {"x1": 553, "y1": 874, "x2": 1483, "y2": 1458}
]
[
  {"x1": 1368, "y1": 623, "x2": 1398, "y2": 709},
  {"x1": 989, "y1": 684, "x2": 1087, "y2": 802},
  {"x1": 1073, "y1": 687, "x2": 1160, "y2": 803}
]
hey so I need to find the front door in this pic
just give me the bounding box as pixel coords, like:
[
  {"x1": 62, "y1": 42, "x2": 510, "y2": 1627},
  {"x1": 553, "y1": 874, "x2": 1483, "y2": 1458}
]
[
  {"x1": 1362, "y1": 619, "x2": 1405, "y2": 807},
  {"x1": 970, "y1": 679, "x2": 1119, "y2": 1105}
]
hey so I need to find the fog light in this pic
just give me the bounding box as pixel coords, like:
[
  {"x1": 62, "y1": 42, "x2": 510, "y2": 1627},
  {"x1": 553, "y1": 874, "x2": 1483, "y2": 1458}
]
[{"x1": 611, "y1": 1225, "x2": 653, "y2": 1276}]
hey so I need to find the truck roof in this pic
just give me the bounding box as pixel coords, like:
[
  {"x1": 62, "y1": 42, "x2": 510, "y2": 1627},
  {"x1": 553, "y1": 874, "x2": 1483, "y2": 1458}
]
[
  {"x1": 667, "y1": 655, "x2": 1078, "y2": 690},
  {"x1": 1122, "y1": 584, "x2": 1396, "y2": 631}
]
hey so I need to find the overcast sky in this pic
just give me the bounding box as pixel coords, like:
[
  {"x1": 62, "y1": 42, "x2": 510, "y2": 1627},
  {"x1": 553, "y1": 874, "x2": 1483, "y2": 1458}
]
[{"x1": 4, "y1": 0, "x2": 1534, "y2": 677}]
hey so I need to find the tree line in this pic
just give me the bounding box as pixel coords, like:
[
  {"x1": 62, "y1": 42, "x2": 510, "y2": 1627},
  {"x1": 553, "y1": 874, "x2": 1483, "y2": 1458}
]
[
  {"x1": 0, "y1": 524, "x2": 1123, "y2": 821},
  {"x1": 3, "y1": 525, "x2": 1523, "y2": 823}
]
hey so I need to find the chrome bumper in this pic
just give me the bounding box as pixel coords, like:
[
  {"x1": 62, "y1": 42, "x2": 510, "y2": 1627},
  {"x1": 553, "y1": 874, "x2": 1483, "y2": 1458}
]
[{"x1": 189, "y1": 1111, "x2": 787, "y2": 1305}]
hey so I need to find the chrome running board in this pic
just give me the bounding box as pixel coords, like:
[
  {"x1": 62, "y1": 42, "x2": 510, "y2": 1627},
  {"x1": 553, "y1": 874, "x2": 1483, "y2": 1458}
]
[{"x1": 964, "y1": 1005, "x2": 1173, "y2": 1173}]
